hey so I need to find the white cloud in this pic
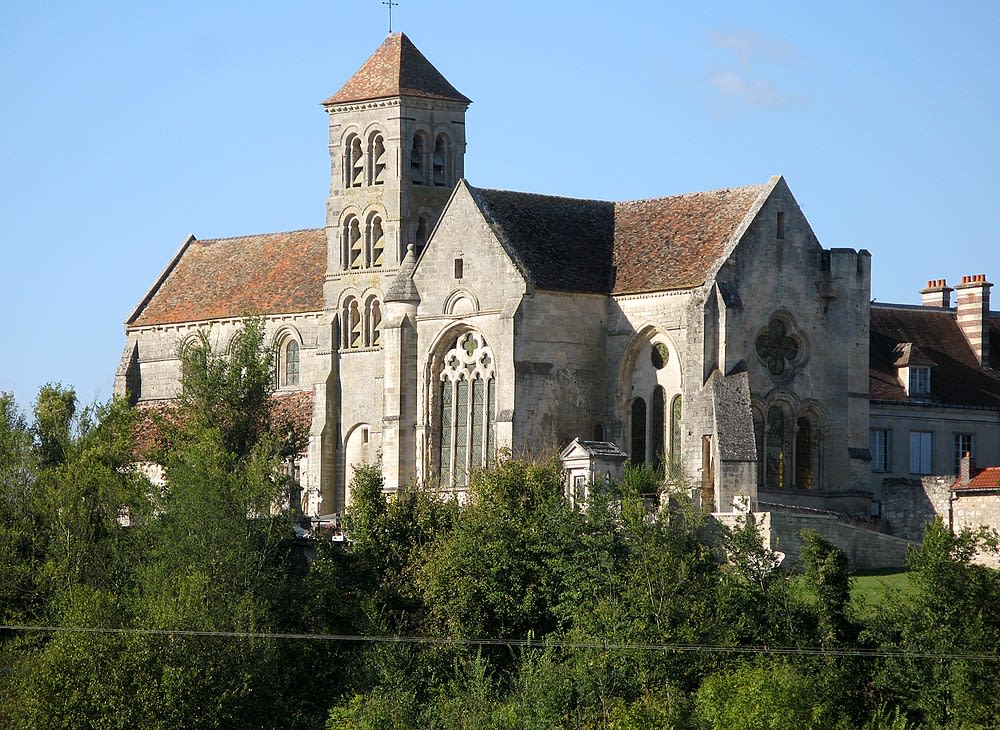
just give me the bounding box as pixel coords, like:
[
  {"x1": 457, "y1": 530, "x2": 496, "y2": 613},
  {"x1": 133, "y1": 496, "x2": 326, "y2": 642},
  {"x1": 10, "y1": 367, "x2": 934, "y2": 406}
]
[{"x1": 707, "y1": 30, "x2": 806, "y2": 111}]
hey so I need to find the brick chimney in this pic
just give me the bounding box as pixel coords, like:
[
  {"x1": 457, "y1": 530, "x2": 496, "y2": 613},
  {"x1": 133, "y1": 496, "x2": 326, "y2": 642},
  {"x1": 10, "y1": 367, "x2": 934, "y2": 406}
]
[
  {"x1": 959, "y1": 451, "x2": 975, "y2": 485},
  {"x1": 955, "y1": 274, "x2": 992, "y2": 367},
  {"x1": 920, "y1": 278, "x2": 952, "y2": 308}
]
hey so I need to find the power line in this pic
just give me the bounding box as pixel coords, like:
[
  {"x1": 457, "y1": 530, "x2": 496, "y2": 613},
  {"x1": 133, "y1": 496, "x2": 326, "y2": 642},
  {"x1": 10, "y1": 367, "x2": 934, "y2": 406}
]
[{"x1": 2, "y1": 624, "x2": 999, "y2": 662}]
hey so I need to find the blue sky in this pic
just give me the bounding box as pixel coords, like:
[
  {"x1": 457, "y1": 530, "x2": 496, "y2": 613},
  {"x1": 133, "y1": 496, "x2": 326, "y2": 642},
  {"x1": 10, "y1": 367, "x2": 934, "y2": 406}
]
[{"x1": 1, "y1": 1, "x2": 997, "y2": 411}]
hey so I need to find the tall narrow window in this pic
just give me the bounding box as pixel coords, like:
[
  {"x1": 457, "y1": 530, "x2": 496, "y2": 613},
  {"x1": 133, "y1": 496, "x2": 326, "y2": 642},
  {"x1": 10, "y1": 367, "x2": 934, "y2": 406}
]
[
  {"x1": 366, "y1": 214, "x2": 385, "y2": 268},
  {"x1": 347, "y1": 135, "x2": 364, "y2": 188},
  {"x1": 438, "y1": 332, "x2": 496, "y2": 488},
  {"x1": 870, "y1": 429, "x2": 890, "y2": 472},
  {"x1": 909, "y1": 431, "x2": 933, "y2": 475},
  {"x1": 795, "y1": 417, "x2": 813, "y2": 489},
  {"x1": 415, "y1": 215, "x2": 429, "y2": 253},
  {"x1": 283, "y1": 340, "x2": 300, "y2": 386},
  {"x1": 766, "y1": 406, "x2": 786, "y2": 489},
  {"x1": 410, "y1": 134, "x2": 425, "y2": 185},
  {"x1": 630, "y1": 398, "x2": 647, "y2": 465},
  {"x1": 669, "y1": 395, "x2": 682, "y2": 466},
  {"x1": 344, "y1": 216, "x2": 362, "y2": 270},
  {"x1": 366, "y1": 298, "x2": 382, "y2": 348},
  {"x1": 368, "y1": 132, "x2": 386, "y2": 185},
  {"x1": 651, "y1": 386, "x2": 665, "y2": 469},
  {"x1": 776, "y1": 211, "x2": 786, "y2": 239},
  {"x1": 342, "y1": 298, "x2": 362, "y2": 349},
  {"x1": 433, "y1": 135, "x2": 449, "y2": 186}
]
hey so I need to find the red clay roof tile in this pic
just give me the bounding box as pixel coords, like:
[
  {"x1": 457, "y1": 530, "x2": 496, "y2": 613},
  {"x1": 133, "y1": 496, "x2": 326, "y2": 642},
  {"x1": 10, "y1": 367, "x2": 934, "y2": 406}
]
[
  {"x1": 324, "y1": 33, "x2": 470, "y2": 106},
  {"x1": 952, "y1": 466, "x2": 1000, "y2": 491},
  {"x1": 128, "y1": 229, "x2": 326, "y2": 328}
]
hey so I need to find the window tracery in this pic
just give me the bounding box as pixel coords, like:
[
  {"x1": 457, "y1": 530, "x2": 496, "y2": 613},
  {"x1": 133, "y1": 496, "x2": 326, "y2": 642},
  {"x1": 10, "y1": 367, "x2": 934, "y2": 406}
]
[
  {"x1": 438, "y1": 332, "x2": 496, "y2": 488},
  {"x1": 756, "y1": 318, "x2": 799, "y2": 377}
]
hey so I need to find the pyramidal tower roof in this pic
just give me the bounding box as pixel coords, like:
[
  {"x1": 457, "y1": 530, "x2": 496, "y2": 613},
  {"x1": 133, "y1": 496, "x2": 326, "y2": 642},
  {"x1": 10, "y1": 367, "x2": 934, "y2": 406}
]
[{"x1": 323, "y1": 32, "x2": 470, "y2": 106}]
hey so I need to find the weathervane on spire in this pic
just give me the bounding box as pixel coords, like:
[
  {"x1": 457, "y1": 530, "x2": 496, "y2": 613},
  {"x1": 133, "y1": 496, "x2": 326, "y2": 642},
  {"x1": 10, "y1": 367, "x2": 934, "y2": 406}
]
[{"x1": 383, "y1": 0, "x2": 398, "y2": 33}]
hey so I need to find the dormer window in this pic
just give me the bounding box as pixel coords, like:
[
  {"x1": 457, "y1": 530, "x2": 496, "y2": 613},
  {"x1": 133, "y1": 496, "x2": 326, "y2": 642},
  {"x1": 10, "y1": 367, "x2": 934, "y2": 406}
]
[{"x1": 909, "y1": 366, "x2": 931, "y2": 396}]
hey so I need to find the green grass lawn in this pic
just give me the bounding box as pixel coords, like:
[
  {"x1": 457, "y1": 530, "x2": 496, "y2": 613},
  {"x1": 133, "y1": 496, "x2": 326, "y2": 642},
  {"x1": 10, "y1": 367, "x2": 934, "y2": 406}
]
[{"x1": 850, "y1": 569, "x2": 916, "y2": 614}]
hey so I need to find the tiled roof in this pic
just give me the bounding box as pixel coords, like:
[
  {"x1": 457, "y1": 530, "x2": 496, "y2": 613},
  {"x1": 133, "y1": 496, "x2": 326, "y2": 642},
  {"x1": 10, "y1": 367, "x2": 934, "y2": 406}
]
[
  {"x1": 466, "y1": 181, "x2": 769, "y2": 296},
  {"x1": 952, "y1": 466, "x2": 1000, "y2": 491},
  {"x1": 132, "y1": 391, "x2": 313, "y2": 459},
  {"x1": 128, "y1": 229, "x2": 326, "y2": 328},
  {"x1": 612, "y1": 184, "x2": 770, "y2": 294},
  {"x1": 323, "y1": 33, "x2": 470, "y2": 106},
  {"x1": 869, "y1": 305, "x2": 1000, "y2": 408},
  {"x1": 470, "y1": 186, "x2": 615, "y2": 293}
]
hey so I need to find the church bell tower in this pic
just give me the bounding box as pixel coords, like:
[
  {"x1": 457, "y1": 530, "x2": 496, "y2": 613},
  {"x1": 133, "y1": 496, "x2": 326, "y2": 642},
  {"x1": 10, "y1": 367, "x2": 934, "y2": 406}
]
[{"x1": 317, "y1": 33, "x2": 470, "y2": 507}]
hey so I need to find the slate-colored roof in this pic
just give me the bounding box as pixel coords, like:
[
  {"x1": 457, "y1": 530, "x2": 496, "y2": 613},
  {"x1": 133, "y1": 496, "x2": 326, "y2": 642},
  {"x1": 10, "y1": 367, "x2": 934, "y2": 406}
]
[
  {"x1": 952, "y1": 466, "x2": 1000, "y2": 491},
  {"x1": 466, "y1": 181, "x2": 769, "y2": 296},
  {"x1": 870, "y1": 304, "x2": 1000, "y2": 408},
  {"x1": 128, "y1": 229, "x2": 326, "y2": 328},
  {"x1": 324, "y1": 33, "x2": 470, "y2": 106},
  {"x1": 612, "y1": 184, "x2": 769, "y2": 294},
  {"x1": 470, "y1": 187, "x2": 615, "y2": 293}
]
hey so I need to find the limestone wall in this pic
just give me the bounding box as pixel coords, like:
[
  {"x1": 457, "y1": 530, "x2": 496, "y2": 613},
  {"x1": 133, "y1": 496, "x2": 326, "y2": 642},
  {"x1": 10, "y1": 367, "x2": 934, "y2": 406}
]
[
  {"x1": 513, "y1": 291, "x2": 609, "y2": 454},
  {"x1": 880, "y1": 476, "x2": 951, "y2": 542},
  {"x1": 717, "y1": 510, "x2": 915, "y2": 571}
]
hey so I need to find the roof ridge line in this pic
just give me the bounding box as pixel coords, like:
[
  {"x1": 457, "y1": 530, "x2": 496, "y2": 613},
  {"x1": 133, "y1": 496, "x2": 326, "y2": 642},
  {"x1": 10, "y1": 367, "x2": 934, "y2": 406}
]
[{"x1": 196, "y1": 227, "x2": 323, "y2": 243}]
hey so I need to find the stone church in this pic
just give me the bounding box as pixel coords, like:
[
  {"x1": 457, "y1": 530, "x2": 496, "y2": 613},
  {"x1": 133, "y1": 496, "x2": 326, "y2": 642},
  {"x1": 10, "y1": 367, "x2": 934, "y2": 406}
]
[{"x1": 115, "y1": 33, "x2": 873, "y2": 520}]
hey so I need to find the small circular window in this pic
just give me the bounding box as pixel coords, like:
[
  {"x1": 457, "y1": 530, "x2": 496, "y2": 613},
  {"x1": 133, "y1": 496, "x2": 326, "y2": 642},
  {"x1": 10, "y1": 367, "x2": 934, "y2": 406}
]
[{"x1": 651, "y1": 342, "x2": 669, "y2": 370}]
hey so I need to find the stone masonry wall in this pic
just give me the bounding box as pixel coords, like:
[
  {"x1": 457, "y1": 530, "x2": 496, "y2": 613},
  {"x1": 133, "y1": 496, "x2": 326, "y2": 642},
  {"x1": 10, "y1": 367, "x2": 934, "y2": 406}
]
[{"x1": 880, "y1": 476, "x2": 951, "y2": 542}]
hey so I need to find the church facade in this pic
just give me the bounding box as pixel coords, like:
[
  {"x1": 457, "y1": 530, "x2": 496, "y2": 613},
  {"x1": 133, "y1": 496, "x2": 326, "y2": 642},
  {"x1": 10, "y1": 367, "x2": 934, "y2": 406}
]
[{"x1": 115, "y1": 33, "x2": 873, "y2": 518}]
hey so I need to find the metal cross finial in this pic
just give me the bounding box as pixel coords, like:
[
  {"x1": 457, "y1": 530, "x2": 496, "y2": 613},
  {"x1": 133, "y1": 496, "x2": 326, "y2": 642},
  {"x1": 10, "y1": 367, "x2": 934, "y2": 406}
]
[{"x1": 383, "y1": 0, "x2": 398, "y2": 33}]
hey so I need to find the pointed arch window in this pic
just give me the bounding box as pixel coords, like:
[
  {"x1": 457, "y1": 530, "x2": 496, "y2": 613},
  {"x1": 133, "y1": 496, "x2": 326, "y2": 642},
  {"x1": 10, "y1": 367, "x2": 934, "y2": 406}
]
[
  {"x1": 368, "y1": 132, "x2": 386, "y2": 185},
  {"x1": 438, "y1": 332, "x2": 496, "y2": 488},
  {"x1": 343, "y1": 216, "x2": 362, "y2": 270},
  {"x1": 433, "y1": 134, "x2": 449, "y2": 187},
  {"x1": 345, "y1": 134, "x2": 364, "y2": 188},
  {"x1": 366, "y1": 213, "x2": 385, "y2": 268},
  {"x1": 630, "y1": 397, "x2": 647, "y2": 466},
  {"x1": 410, "y1": 133, "x2": 426, "y2": 185}
]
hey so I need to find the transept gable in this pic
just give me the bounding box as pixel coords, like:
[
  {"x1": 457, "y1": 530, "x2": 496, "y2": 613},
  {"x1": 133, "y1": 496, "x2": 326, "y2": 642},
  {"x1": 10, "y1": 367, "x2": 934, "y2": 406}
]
[{"x1": 409, "y1": 181, "x2": 528, "y2": 312}]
